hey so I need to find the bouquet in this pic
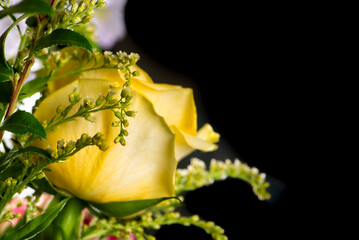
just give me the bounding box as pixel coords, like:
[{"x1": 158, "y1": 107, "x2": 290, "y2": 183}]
[{"x1": 0, "y1": 1, "x2": 270, "y2": 239}]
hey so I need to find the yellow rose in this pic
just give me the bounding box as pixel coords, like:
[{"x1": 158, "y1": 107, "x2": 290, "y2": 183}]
[{"x1": 34, "y1": 48, "x2": 219, "y2": 204}]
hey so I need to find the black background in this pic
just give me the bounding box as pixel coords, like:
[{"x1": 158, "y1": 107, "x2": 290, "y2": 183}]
[{"x1": 114, "y1": 1, "x2": 323, "y2": 238}]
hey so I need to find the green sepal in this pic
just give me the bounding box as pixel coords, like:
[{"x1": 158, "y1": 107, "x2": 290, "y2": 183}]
[
  {"x1": 1, "y1": 198, "x2": 69, "y2": 240},
  {"x1": 32, "y1": 29, "x2": 93, "y2": 57},
  {"x1": 0, "y1": 110, "x2": 47, "y2": 139},
  {"x1": 87, "y1": 197, "x2": 177, "y2": 218},
  {"x1": 0, "y1": 0, "x2": 54, "y2": 19}
]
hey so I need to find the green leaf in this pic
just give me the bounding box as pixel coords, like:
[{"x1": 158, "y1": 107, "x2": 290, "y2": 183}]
[
  {"x1": 0, "y1": 63, "x2": 13, "y2": 82},
  {"x1": 32, "y1": 29, "x2": 93, "y2": 56},
  {"x1": 2, "y1": 198, "x2": 69, "y2": 240},
  {"x1": 0, "y1": 110, "x2": 46, "y2": 139},
  {"x1": 0, "y1": 164, "x2": 22, "y2": 181},
  {"x1": 19, "y1": 76, "x2": 49, "y2": 100},
  {"x1": 0, "y1": 0, "x2": 54, "y2": 19},
  {"x1": 0, "y1": 80, "x2": 13, "y2": 103},
  {"x1": 88, "y1": 197, "x2": 175, "y2": 218}
]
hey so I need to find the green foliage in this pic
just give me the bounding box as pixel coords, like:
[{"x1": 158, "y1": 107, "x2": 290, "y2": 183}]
[
  {"x1": 31, "y1": 29, "x2": 93, "y2": 57},
  {"x1": 1, "y1": 198, "x2": 69, "y2": 240},
  {"x1": 0, "y1": 110, "x2": 46, "y2": 139},
  {"x1": 0, "y1": 0, "x2": 54, "y2": 20}
]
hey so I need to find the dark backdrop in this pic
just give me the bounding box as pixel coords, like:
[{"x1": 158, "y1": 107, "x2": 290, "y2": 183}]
[{"x1": 115, "y1": 1, "x2": 320, "y2": 238}]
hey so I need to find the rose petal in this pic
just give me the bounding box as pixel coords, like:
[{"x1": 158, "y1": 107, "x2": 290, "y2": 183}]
[{"x1": 34, "y1": 79, "x2": 176, "y2": 203}]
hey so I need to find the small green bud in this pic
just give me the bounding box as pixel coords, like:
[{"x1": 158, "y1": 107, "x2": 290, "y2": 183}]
[
  {"x1": 80, "y1": 133, "x2": 90, "y2": 144},
  {"x1": 126, "y1": 94, "x2": 134, "y2": 102},
  {"x1": 78, "y1": 1, "x2": 87, "y2": 12},
  {"x1": 114, "y1": 111, "x2": 122, "y2": 118},
  {"x1": 46, "y1": 146, "x2": 55, "y2": 155},
  {"x1": 125, "y1": 110, "x2": 136, "y2": 117},
  {"x1": 96, "y1": 93, "x2": 105, "y2": 106},
  {"x1": 132, "y1": 70, "x2": 140, "y2": 77},
  {"x1": 112, "y1": 121, "x2": 120, "y2": 127},
  {"x1": 69, "y1": 87, "x2": 81, "y2": 104},
  {"x1": 114, "y1": 135, "x2": 126, "y2": 146},
  {"x1": 72, "y1": 16, "x2": 82, "y2": 24},
  {"x1": 13, "y1": 72, "x2": 20, "y2": 83},
  {"x1": 65, "y1": 140, "x2": 76, "y2": 154},
  {"x1": 121, "y1": 129, "x2": 128, "y2": 136},
  {"x1": 84, "y1": 96, "x2": 95, "y2": 109},
  {"x1": 121, "y1": 85, "x2": 131, "y2": 98},
  {"x1": 87, "y1": 9, "x2": 95, "y2": 15},
  {"x1": 20, "y1": 157, "x2": 29, "y2": 166},
  {"x1": 56, "y1": 105, "x2": 62, "y2": 114},
  {"x1": 57, "y1": 139, "x2": 65, "y2": 150},
  {"x1": 41, "y1": 120, "x2": 48, "y2": 128},
  {"x1": 99, "y1": 142, "x2": 109, "y2": 151},
  {"x1": 61, "y1": 12, "x2": 70, "y2": 23},
  {"x1": 71, "y1": 3, "x2": 79, "y2": 13},
  {"x1": 82, "y1": 15, "x2": 91, "y2": 24},
  {"x1": 98, "y1": 1, "x2": 107, "y2": 8},
  {"x1": 106, "y1": 89, "x2": 117, "y2": 101},
  {"x1": 5, "y1": 177, "x2": 12, "y2": 187},
  {"x1": 122, "y1": 119, "x2": 129, "y2": 127},
  {"x1": 129, "y1": 52, "x2": 140, "y2": 65},
  {"x1": 11, "y1": 178, "x2": 17, "y2": 187},
  {"x1": 84, "y1": 113, "x2": 95, "y2": 122},
  {"x1": 51, "y1": 151, "x2": 58, "y2": 159}
]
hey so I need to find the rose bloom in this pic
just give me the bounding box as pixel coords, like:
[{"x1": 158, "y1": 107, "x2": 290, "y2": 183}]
[{"x1": 34, "y1": 48, "x2": 219, "y2": 204}]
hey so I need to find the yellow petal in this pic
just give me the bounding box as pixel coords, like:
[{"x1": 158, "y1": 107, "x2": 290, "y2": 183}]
[
  {"x1": 131, "y1": 77, "x2": 197, "y2": 136},
  {"x1": 34, "y1": 79, "x2": 176, "y2": 203},
  {"x1": 172, "y1": 124, "x2": 220, "y2": 160}
]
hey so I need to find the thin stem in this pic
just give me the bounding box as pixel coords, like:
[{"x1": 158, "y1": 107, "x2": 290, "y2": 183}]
[{"x1": 0, "y1": 16, "x2": 41, "y2": 143}]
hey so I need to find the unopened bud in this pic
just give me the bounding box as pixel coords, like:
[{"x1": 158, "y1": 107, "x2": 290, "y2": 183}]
[
  {"x1": 96, "y1": 94, "x2": 105, "y2": 106},
  {"x1": 125, "y1": 111, "x2": 136, "y2": 117},
  {"x1": 114, "y1": 111, "x2": 122, "y2": 118},
  {"x1": 84, "y1": 96, "x2": 95, "y2": 109},
  {"x1": 114, "y1": 135, "x2": 126, "y2": 146},
  {"x1": 121, "y1": 86, "x2": 131, "y2": 98},
  {"x1": 84, "y1": 113, "x2": 95, "y2": 122},
  {"x1": 122, "y1": 119, "x2": 129, "y2": 127},
  {"x1": 112, "y1": 121, "x2": 120, "y2": 127},
  {"x1": 121, "y1": 129, "x2": 128, "y2": 136},
  {"x1": 56, "y1": 105, "x2": 62, "y2": 114},
  {"x1": 78, "y1": 2, "x2": 87, "y2": 12},
  {"x1": 72, "y1": 16, "x2": 82, "y2": 24},
  {"x1": 71, "y1": 3, "x2": 79, "y2": 13},
  {"x1": 65, "y1": 140, "x2": 76, "y2": 154}
]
